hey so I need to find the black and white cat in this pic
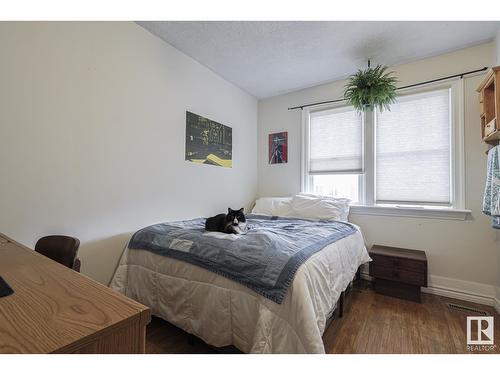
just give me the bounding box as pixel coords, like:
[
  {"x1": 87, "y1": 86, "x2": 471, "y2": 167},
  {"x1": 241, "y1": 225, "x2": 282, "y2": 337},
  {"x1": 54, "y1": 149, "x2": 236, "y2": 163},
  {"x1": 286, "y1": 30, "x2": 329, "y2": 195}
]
[{"x1": 205, "y1": 208, "x2": 247, "y2": 234}]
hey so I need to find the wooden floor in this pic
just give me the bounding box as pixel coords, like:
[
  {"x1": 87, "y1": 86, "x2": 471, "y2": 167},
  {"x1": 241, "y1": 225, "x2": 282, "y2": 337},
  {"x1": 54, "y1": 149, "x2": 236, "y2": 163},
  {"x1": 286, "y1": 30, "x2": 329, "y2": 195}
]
[{"x1": 146, "y1": 282, "x2": 500, "y2": 354}]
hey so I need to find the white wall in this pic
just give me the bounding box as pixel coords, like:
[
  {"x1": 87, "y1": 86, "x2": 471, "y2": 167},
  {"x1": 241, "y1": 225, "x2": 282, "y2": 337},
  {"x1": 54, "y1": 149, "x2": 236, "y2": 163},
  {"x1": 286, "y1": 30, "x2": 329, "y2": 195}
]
[
  {"x1": 0, "y1": 22, "x2": 258, "y2": 285},
  {"x1": 497, "y1": 29, "x2": 500, "y2": 64},
  {"x1": 258, "y1": 43, "x2": 500, "y2": 304}
]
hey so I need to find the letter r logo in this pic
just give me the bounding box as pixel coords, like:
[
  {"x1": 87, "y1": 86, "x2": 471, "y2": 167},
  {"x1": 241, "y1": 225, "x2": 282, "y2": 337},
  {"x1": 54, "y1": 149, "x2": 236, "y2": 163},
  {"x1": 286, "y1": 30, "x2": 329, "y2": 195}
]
[{"x1": 467, "y1": 316, "x2": 494, "y2": 345}]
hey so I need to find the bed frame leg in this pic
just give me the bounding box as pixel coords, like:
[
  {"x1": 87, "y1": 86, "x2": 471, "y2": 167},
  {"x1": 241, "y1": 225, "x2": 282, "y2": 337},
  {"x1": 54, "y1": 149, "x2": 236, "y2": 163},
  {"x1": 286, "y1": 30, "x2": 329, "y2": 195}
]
[
  {"x1": 356, "y1": 267, "x2": 361, "y2": 282},
  {"x1": 339, "y1": 291, "x2": 344, "y2": 318}
]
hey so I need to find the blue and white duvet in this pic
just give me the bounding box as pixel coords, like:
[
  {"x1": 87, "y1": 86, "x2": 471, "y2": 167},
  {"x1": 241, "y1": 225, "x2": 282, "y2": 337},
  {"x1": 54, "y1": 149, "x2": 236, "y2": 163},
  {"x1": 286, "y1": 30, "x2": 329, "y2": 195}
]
[
  {"x1": 127, "y1": 214, "x2": 357, "y2": 304},
  {"x1": 110, "y1": 215, "x2": 370, "y2": 353}
]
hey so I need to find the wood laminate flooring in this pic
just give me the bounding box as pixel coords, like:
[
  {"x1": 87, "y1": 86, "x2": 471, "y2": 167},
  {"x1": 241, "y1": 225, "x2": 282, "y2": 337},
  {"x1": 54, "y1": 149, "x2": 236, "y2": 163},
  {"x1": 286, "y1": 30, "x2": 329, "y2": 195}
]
[{"x1": 146, "y1": 282, "x2": 500, "y2": 354}]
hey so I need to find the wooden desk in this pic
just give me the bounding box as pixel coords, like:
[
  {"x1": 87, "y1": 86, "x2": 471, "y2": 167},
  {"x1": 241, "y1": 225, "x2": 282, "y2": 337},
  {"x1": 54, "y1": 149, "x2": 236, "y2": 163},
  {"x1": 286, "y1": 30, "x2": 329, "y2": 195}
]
[{"x1": 0, "y1": 233, "x2": 151, "y2": 353}]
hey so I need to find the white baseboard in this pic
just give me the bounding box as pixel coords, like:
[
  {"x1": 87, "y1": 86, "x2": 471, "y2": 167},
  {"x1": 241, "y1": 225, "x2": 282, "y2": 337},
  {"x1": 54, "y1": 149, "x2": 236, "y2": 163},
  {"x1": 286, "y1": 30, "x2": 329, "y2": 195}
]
[
  {"x1": 423, "y1": 275, "x2": 497, "y2": 307},
  {"x1": 495, "y1": 287, "x2": 500, "y2": 315},
  {"x1": 361, "y1": 271, "x2": 498, "y2": 309},
  {"x1": 494, "y1": 298, "x2": 500, "y2": 315}
]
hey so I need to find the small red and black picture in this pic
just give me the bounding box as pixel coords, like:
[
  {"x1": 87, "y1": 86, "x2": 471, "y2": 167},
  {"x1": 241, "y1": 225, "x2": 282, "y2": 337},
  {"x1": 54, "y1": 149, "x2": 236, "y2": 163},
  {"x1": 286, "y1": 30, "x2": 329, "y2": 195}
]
[{"x1": 269, "y1": 131, "x2": 288, "y2": 164}]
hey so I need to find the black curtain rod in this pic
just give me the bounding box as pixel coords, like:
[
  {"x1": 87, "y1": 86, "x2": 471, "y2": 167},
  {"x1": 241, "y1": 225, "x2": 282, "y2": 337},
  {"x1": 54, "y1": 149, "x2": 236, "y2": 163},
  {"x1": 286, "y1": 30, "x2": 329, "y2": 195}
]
[{"x1": 287, "y1": 66, "x2": 488, "y2": 110}]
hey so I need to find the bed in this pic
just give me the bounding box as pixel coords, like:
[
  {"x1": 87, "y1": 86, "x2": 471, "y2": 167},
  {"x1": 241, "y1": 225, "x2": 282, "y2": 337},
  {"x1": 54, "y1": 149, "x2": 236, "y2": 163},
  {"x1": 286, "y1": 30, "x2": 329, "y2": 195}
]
[{"x1": 110, "y1": 195, "x2": 370, "y2": 354}]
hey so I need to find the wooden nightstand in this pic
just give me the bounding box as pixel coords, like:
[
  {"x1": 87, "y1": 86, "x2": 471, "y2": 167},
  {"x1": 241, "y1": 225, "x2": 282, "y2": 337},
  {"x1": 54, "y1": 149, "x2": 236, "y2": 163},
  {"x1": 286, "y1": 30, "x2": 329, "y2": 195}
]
[{"x1": 369, "y1": 245, "x2": 428, "y2": 303}]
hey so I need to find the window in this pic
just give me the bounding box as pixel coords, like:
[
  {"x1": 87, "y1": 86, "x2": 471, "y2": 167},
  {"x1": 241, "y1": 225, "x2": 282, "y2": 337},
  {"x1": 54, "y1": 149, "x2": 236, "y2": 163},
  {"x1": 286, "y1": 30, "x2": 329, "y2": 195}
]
[
  {"x1": 376, "y1": 89, "x2": 451, "y2": 205},
  {"x1": 310, "y1": 174, "x2": 360, "y2": 202},
  {"x1": 302, "y1": 82, "x2": 466, "y2": 217},
  {"x1": 305, "y1": 106, "x2": 363, "y2": 202}
]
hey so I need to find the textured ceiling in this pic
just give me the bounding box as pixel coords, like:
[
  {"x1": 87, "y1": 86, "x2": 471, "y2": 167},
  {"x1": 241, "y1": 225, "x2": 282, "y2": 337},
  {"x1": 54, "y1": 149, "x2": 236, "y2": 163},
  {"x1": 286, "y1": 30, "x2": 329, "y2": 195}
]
[{"x1": 137, "y1": 21, "x2": 500, "y2": 99}]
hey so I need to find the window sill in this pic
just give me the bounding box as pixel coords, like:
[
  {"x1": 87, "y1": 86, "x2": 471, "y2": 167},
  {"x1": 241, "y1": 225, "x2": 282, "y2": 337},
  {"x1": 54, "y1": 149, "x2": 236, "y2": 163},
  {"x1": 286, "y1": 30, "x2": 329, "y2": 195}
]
[{"x1": 349, "y1": 204, "x2": 471, "y2": 221}]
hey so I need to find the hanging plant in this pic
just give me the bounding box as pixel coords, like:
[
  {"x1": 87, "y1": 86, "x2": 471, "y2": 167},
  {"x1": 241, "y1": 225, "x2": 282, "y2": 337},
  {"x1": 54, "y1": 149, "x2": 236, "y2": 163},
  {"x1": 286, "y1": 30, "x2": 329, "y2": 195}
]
[{"x1": 344, "y1": 64, "x2": 398, "y2": 113}]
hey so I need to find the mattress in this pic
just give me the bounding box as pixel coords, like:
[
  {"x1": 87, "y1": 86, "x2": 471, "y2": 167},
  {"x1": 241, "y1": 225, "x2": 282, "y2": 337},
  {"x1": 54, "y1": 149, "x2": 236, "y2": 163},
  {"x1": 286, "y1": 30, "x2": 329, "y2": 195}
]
[{"x1": 110, "y1": 224, "x2": 370, "y2": 353}]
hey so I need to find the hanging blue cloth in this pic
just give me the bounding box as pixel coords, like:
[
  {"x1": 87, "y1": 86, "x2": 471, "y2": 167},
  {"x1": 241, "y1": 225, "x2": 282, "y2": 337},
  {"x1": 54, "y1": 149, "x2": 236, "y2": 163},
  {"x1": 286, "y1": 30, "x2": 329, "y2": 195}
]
[{"x1": 482, "y1": 145, "x2": 500, "y2": 229}]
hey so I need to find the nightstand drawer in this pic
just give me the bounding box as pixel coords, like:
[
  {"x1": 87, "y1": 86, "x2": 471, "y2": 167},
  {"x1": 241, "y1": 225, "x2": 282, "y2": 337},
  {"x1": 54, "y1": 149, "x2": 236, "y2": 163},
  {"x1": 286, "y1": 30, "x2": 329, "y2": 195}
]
[
  {"x1": 370, "y1": 254, "x2": 426, "y2": 273},
  {"x1": 370, "y1": 263, "x2": 426, "y2": 286},
  {"x1": 374, "y1": 279, "x2": 421, "y2": 303}
]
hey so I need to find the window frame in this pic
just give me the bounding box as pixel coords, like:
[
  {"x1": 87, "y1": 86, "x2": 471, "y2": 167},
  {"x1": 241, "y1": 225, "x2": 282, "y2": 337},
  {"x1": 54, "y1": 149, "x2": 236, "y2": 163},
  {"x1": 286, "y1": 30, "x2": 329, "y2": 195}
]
[
  {"x1": 301, "y1": 103, "x2": 366, "y2": 204},
  {"x1": 301, "y1": 80, "x2": 468, "y2": 219}
]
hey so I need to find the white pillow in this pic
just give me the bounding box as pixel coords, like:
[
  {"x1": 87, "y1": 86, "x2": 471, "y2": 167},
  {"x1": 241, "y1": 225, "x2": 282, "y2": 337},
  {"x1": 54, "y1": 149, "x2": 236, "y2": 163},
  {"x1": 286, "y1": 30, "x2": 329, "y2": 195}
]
[
  {"x1": 297, "y1": 193, "x2": 351, "y2": 208},
  {"x1": 291, "y1": 194, "x2": 351, "y2": 221},
  {"x1": 251, "y1": 197, "x2": 293, "y2": 216}
]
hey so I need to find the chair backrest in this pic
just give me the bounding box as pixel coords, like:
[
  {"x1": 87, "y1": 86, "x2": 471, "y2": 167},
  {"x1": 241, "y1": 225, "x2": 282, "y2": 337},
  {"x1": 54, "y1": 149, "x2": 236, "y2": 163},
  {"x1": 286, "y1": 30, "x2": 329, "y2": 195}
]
[{"x1": 34, "y1": 235, "x2": 80, "y2": 269}]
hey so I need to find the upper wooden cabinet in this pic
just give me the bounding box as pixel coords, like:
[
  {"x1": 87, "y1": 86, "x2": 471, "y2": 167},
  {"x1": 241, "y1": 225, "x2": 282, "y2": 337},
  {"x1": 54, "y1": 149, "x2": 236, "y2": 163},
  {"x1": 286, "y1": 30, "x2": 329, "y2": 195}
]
[{"x1": 476, "y1": 66, "x2": 500, "y2": 146}]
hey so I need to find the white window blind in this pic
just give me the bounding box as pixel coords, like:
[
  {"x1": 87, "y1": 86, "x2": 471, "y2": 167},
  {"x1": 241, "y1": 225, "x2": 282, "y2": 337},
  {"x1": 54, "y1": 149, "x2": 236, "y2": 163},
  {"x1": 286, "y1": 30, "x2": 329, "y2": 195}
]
[
  {"x1": 309, "y1": 106, "x2": 363, "y2": 174},
  {"x1": 376, "y1": 88, "x2": 451, "y2": 204}
]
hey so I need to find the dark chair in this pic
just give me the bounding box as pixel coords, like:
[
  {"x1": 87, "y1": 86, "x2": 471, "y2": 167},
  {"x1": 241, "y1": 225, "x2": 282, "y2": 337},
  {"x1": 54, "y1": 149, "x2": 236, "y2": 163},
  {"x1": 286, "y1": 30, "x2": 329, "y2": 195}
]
[{"x1": 34, "y1": 235, "x2": 81, "y2": 272}]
